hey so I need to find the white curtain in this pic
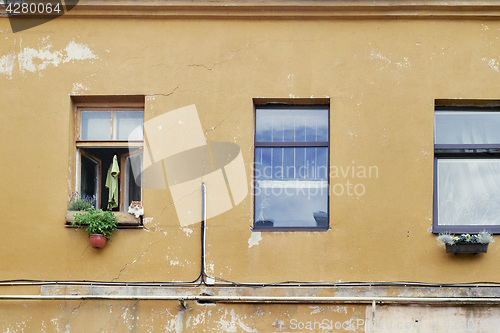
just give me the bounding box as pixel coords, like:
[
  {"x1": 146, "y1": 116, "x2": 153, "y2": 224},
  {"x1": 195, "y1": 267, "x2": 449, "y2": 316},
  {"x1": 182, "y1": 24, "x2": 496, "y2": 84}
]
[{"x1": 438, "y1": 159, "x2": 500, "y2": 225}]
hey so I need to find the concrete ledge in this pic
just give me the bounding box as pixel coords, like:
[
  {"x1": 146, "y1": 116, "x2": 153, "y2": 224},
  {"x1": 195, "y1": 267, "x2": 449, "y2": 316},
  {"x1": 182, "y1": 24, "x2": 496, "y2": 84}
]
[
  {"x1": 4, "y1": 1, "x2": 500, "y2": 19},
  {"x1": 39, "y1": 284, "x2": 500, "y2": 300}
]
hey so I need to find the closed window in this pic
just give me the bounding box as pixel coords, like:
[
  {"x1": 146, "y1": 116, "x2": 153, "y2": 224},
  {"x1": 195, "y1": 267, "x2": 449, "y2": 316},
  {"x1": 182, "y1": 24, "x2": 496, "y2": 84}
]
[
  {"x1": 434, "y1": 106, "x2": 500, "y2": 233},
  {"x1": 76, "y1": 106, "x2": 143, "y2": 211},
  {"x1": 254, "y1": 105, "x2": 329, "y2": 230}
]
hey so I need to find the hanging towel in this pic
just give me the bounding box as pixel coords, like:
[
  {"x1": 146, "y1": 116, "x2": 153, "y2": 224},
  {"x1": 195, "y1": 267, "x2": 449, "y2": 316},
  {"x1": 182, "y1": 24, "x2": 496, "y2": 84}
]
[{"x1": 105, "y1": 155, "x2": 120, "y2": 210}]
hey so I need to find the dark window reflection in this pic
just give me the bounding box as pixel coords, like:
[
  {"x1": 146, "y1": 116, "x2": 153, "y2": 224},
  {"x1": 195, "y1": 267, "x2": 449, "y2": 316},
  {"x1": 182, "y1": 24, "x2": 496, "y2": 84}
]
[
  {"x1": 256, "y1": 108, "x2": 328, "y2": 143},
  {"x1": 255, "y1": 105, "x2": 329, "y2": 228}
]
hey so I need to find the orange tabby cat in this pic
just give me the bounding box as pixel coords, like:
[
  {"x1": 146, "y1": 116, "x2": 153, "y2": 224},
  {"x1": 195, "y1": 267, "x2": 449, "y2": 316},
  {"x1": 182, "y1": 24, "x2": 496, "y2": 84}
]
[{"x1": 128, "y1": 201, "x2": 144, "y2": 218}]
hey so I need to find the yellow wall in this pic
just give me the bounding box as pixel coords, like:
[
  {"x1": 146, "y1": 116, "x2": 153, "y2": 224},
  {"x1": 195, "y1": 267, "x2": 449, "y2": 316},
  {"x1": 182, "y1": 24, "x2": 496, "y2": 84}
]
[{"x1": 1, "y1": 1, "x2": 500, "y2": 331}]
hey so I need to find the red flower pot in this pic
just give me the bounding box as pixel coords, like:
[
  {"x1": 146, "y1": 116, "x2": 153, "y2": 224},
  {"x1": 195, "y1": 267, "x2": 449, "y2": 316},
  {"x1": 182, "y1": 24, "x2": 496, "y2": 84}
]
[{"x1": 89, "y1": 234, "x2": 107, "y2": 249}]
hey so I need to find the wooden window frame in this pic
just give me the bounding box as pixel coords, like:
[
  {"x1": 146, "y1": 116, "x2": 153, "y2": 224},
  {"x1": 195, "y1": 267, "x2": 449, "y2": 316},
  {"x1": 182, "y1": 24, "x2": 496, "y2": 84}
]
[
  {"x1": 120, "y1": 149, "x2": 143, "y2": 212},
  {"x1": 78, "y1": 149, "x2": 102, "y2": 208},
  {"x1": 68, "y1": 102, "x2": 144, "y2": 228}
]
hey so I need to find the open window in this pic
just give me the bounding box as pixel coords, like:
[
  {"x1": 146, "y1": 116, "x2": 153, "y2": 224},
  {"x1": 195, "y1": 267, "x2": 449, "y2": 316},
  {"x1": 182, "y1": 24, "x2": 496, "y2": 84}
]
[
  {"x1": 74, "y1": 105, "x2": 143, "y2": 216},
  {"x1": 120, "y1": 150, "x2": 143, "y2": 211},
  {"x1": 79, "y1": 150, "x2": 101, "y2": 208}
]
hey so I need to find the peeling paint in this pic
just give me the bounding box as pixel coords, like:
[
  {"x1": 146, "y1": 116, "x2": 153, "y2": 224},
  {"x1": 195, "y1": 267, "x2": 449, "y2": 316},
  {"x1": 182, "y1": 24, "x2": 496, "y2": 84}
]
[
  {"x1": 369, "y1": 48, "x2": 410, "y2": 70},
  {"x1": 248, "y1": 232, "x2": 262, "y2": 248},
  {"x1": 215, "y1": 309, "x2": 258, "y2": 333},
  {"x1": 482, "y1": 57, "x2": 499, "y2": 72},
  {"x1": 0, "y1": 53, "x2": 15, "y2": 79},
  {"x1": 71, "y1": 82, "x2": 89, "y2": 94},
  {"x1": 1, "y1": 39, "x2": 98, "y2": 77},
  {"x1": 175, "y1": 309, "x2": 185, "y2": 333},
  {"x1": 182, "y1": 227, "x2": 193, "y2": 236},
  {"x1": 205, "y1": 263, "x2": 215, "y2": 277}
]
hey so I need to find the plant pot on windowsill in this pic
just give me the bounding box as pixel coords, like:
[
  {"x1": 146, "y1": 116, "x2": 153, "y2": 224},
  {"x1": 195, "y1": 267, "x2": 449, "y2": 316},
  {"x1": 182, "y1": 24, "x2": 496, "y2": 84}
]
[
  {"x1": 89, "y1": 234, "x2": 108, "y2": 249},
  {"x1": 438, "y1": 232, "x2": 494, "y2": 255},
  {"x1": 445, "y1": 243, "x2": 488, "y2": 254},
  {"x1": 71, "y1": 207, "x2": 118, "y2": 249}
]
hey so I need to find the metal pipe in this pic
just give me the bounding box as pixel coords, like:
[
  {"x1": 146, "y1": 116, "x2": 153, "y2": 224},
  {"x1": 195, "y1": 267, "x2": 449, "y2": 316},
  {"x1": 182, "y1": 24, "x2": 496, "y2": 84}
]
[
  {"x1": 201, "y1": 182, "x2": 207, "y2": 278},
  {"x1": 1, "y1": 295, "x2": 500, "y2": 304}
]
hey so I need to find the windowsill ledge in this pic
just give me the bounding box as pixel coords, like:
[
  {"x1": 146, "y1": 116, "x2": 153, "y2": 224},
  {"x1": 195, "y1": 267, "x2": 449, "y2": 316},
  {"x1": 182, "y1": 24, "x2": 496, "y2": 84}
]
[
  {"x1": 252, "y1": 227, "x2": 330, "y2": 232},
  {"x1": 66, "y1": 211, "x2": 143, "y2": 229}
]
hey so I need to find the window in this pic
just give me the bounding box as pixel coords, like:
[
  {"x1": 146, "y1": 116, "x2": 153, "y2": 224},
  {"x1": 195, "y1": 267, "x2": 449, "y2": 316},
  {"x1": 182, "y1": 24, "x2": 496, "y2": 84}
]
[
  {"x1": 254, "y1": 104, "x2": 329, "y2": 230},
  {"x1": 75, "y1": 106, "x2": 143, "y2": 212},
  {"x1": 434, "y1": 104, "x2": 500, "y2": 233}
]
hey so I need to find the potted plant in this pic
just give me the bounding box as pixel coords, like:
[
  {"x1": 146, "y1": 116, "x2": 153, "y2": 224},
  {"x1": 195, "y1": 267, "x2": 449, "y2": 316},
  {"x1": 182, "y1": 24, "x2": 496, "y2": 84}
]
[
  {"x1": 71, "y1": 207, "x2": 118, "y2": 249},
  {"x1": 68, "y1": 192, "x2": 96, "y2": 211},
  {"x1": 437, "y1": 231, "x2": 494, "y2": 254}
]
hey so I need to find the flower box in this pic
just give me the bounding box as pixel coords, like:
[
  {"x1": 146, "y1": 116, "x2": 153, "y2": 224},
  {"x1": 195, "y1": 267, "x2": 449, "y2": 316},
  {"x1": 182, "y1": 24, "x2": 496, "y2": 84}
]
[
  {"x1": 66, "y1": 211, "x2": 141, "y2": 228},
  {"x1": 445, "y1": 243, "x2": 488, "y2": 254}
]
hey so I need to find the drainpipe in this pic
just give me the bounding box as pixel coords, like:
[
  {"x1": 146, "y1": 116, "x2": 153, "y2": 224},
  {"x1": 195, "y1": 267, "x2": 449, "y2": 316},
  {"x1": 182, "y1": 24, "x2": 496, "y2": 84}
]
[{"x1": 200, "y1": 182, "x2": 207, "y2": 284}]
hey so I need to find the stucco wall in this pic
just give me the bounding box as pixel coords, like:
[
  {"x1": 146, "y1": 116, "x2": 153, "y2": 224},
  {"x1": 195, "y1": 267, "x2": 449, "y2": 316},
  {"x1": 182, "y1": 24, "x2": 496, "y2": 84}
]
[{"x1": 1, "y1": 1, "x2": 500, "y2": 331}]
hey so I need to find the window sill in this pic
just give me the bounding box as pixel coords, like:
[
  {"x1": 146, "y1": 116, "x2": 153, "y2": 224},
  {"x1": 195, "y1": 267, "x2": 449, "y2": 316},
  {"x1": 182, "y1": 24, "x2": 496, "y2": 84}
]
[
  {"x1": 252, "y1": 227, "x2": 330, "y2": 232},
  {"x1": 432, "y1": 225, "x2": 500, "y2": 235},
  {"x1": 66, "y1": 211, "x2": 143, "y2": 229}
]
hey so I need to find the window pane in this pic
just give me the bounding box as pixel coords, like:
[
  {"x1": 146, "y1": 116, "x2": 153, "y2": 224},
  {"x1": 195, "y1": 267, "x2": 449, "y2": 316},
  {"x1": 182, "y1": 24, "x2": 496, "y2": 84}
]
[
  {"x1": 437, "y1": 159, "x2": 500, "y2": 226},
  {"x1": 124, "y1": 153, "x2": 142, "y2": 206},
  {"x1": 295, "y1": 147, "x2": 305, "y2": 178},
  {"x1": 81, "y1": 111, "x2": 111, "y2": 140},
  {"x1": 435, "y1": 111, "x2": 500, "y2": 144},
  {"x1": 255, "y1": 180, "x2": 328, "y2": 227},
  {"x1": 256, "y1": 148, "x2": 327, "y2": 181},
  {"x1": 317, "y1": 148, "x2": 328, "y2": 179},
  {"x1": 272, "y1": 147, "x2": 283, "y2": 179},
  {"x1": 113, "y1": 111, "x2": 143, "y2": 140},
  {"x1": 256, "y1": 108, "x2": 328, "y2": 142},
  {"x1": 80, "y1": 153, "x2": 98, "y2": 208},
  {"x1": 255, "y1": 147, "x2": 328, "y2": 227}
]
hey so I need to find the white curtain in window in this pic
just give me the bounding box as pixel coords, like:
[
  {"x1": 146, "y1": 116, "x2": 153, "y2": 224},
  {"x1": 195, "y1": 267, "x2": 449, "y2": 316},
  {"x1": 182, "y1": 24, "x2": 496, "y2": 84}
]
[
  {"x1": 438, "y1": 159, "x2": 500, "y2": 225},
  {"x1": 435, "y1": 111, "x2": 500, "y2": 144}
]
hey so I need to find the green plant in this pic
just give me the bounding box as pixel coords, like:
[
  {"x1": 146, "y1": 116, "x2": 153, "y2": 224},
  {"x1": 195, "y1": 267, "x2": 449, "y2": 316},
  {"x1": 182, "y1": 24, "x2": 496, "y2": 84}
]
[
  {"x1": 437, "y1": 231, "x2": 494, "y2": 245},
  {"x1": 68, "y1": 192, "x2": 96, "y2": 211},
  {"x1": 72, "y1": 207, "x2": 118, "y2": 240}
]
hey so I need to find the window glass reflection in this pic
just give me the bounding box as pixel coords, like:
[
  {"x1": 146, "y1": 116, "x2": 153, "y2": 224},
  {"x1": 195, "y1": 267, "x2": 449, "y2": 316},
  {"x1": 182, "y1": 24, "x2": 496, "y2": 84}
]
[
  {"x1": 256, "y1": 108, "x2": 328, "y2": 142},
  {"x1": 437, "y1": 159, "x2": 500, "y2": 225},
  {"x1": 255, "y1": 147, "x2": 328, "y2": 227},
  {"x1": 435, "y1": 111, "x2": 500, "y2": 144},
  {"x1": 81, "y1": 111, "x2": 111, "y2": 140}
]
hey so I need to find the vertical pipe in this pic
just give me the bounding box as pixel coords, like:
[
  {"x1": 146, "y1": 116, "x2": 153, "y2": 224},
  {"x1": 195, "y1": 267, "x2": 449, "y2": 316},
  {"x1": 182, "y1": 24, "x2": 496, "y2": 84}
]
[{"x1": 201, "y1": 182, "x2": 207, "y2": 283}]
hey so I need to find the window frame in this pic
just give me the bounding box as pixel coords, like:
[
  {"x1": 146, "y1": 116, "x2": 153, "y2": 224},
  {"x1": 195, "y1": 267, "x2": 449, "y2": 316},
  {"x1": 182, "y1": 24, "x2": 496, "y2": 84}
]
[
  {"x1": 78, "y1": 149, "x2": 102, "y2": 208},
  {"x1": 433, "y1": 105, "x2": 500, "y2": 234},
  {"x1": 120, "y1": 149, "x2": 143, "y2": 211},
  {"x1": 73, "y1": 103, "x2": 144, "y2": 214},
  {"x1": 253, "y1": 103, "x2": 330, "y2": 232}
]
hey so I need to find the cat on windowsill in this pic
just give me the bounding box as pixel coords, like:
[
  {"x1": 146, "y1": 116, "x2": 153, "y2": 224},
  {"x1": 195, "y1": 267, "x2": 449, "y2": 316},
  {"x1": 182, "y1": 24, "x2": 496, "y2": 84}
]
[{"x1": 128, "y1": 201, "x2": 144, "y2": 218}]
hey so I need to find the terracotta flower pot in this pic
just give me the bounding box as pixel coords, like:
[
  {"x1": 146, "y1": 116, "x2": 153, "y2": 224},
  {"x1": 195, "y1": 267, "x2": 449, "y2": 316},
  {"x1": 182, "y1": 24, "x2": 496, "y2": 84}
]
[{"x1": 89, "y1": 234, "x2": 107, "y2": 249}]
